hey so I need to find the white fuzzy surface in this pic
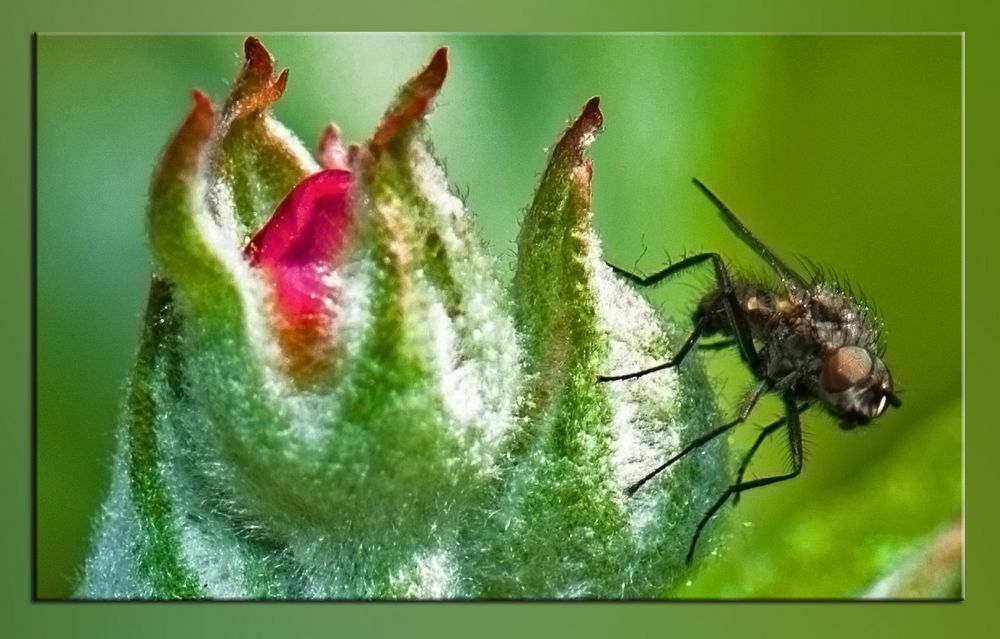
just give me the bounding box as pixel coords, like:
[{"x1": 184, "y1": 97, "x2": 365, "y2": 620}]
[
  {"x1": 409, "y1": 143, "x2": 523, "y2": 470},
  {"x1": 77, "y1": 436, "x2": 145, "y2": 598},
  {"x1": 392, "y1": 548, "x2": 459, "y2": 599},
  {"x1": 588, "y1": 237, "x2": 690, "y2": 538}
]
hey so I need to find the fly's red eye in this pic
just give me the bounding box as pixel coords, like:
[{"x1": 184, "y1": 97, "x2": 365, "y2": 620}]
[{"x1": 822, "y1": 346, "x2": 873, "y2": 393}]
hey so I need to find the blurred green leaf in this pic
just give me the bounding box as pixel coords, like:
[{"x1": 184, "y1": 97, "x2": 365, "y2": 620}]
[{"x1": 676, "y1": 399, "x2": 961, "y2": 598}]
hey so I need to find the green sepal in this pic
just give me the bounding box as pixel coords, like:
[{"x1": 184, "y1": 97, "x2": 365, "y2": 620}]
[
  {"x1": 211, "y1": 37, "x2": 316, "y2": 234},
  {"x1": 490, "y1": 97, "x2": 729, "y2": 597}
]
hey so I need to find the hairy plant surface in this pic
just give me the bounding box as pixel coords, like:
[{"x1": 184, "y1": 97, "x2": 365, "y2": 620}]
[{"x1": 79, "y1": 37, "x2": 728, "y2": 600}]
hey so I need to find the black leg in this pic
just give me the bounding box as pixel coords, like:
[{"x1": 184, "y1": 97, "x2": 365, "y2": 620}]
[
  {"x1": 603, "y1": 252, "x2": 763, "y2": 378},
  {"x1": 625, "y1": 379, "x2": 771, "y2": 496},
  {"x1": 598, "y1": 337, "x2": 736, "y2": 382},
  {"x1": 606, "y1": 253, "x2": 715, "y2": 288},
  {"x1": 598, "y1": 315, "x2": 707, "y2": 382},
  {"x1": 698, "y1": 339, "x2": 738, "y2": 351},
  {"x1": 686, "y1": 395, "x2": 804, "y2": 564},
  {"x1": 731, "y1": 402, "x2": 811, "y2": 505}
]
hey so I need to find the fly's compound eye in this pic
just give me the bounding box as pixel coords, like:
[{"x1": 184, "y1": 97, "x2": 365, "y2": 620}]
[{"x1": 821, "y1": 345, "x2": 873, "y2": 394}]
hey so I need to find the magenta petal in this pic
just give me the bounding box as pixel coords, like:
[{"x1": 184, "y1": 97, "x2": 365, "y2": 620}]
[
  {"x1": 245, "y1": 169, "x2": 353, "y2": 268},
  {"x1": 244, "y1": 169, "x2": 353, "y2": 376}
]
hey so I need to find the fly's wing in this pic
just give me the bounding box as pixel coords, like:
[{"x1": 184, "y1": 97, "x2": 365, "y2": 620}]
[{"x1": 692, "y1": 178, "x2": 808, "y2": 293}]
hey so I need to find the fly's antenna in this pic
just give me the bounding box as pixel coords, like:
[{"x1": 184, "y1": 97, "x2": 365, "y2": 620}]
[{"x1": 692, "y1": 178, "x2": 807, "y2": 293}]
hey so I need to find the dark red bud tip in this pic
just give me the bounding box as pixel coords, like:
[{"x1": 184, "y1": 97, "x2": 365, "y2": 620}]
[
  {"x1": 569, "y1": 97, "x2": 603, "y2": 144},
  {"x1": 191, "y1": 89, "x2": 213, "y2": 112},
  {"x1": 244, "y1": 36, "x2": 276, "y2": 78},
  {"x1": 422, "y1": 47, "x2": 449, "y2": 94},
  {"x1": 369, "y1": 48, "x2": 450, "y2": 155},
  {"x1": 580, "y1": 96, "x2": 603, "y2": 130},
  {"x1": 184, "y1": 90, "x2": 215, "y2": 142},
  {"x1": 550, "y1": 96, "x2": 604, "y2": 166},
  {"x1": 151, "y1": 90, "x2": 214, "y2": 197}
]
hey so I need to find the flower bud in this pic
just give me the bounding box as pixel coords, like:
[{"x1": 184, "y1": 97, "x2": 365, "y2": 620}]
[{"x1": 80, "y1": 38, "x2": 726, "y2": 599}]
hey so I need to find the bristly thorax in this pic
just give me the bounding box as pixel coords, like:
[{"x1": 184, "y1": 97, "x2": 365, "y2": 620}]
[{"x1": 696, "y1": 278, "x2": 881, "y2": 395}]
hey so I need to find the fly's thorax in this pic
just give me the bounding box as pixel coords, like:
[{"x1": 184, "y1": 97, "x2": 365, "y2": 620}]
[{"x1": 806, "y1": 284, "x2": 880, "y2": 350}]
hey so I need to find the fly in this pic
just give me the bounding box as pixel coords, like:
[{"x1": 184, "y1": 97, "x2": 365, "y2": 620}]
[{"x1": 600, "y1": 178, "x2": 901, "y2": 564}]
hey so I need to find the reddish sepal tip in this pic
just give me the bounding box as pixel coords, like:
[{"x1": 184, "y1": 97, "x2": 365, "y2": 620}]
[
  {"x1": 274, "y1": 68, "x2": 289, "y2": 98},
  {"x1": 368, "y1": 48, "x2": 451, "y2": 154},
  {"x1": 191, "y1": 89, "x2": 213, "y2": 110},
  {"x1": 581, "y1": 96, "x2": 603, "y2": 129},
  {"x1": 243, "y1": 36, "x2": 274, "y2": 73},
  {"x1": 550, "y1": 96, "x2": 604, "y2": 164},
  {"x1": 423, "y1": 47, "x2": 449, "y2": 92}
]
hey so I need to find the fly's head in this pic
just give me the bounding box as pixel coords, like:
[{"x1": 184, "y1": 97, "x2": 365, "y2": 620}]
[{"x1": 818, "y1": 345, "x2": 901, "y2": 429}]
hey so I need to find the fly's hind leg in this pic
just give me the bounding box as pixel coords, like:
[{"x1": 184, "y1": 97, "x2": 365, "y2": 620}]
[
  {"x1": 600, "y1": 252, "x2": 762, "y2": 380},
  {"x1": 603, "y1": 254, "x2": 770, "y2": 498}
]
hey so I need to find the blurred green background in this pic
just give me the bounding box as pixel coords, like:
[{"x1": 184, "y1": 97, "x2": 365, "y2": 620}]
[{"x1": 35, "y1": 35, "x2": 961, "y2": 599}]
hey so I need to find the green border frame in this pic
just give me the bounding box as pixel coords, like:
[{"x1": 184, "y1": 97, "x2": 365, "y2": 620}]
[{"x1": 9, "y1": 0, "x2": 996, "y2": 636}]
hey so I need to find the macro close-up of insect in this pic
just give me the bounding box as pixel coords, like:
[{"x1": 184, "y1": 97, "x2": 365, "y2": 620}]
[{"x1": 601, "y1": 178, "x2": 902, "y2": 563}]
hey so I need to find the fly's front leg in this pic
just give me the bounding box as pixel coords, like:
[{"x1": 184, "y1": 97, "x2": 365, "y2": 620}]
[
  {"x1": 731, "y1": 402, "x2": 811, "y2": 506},
  {"x1": 597, "y1": 314, "x2": 708, "y2": 382},
  {"x1": 605, "y1": 252, "x2": 713, "y2": 288},
  {"x1": 698, "y1": 339, "x2": 738, "y2": 351},
  {"x1": 686, "y1": 394, "x2": 804, "y2": 564}
]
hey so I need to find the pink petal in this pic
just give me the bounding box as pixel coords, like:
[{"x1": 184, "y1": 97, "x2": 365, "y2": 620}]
[{"x1": 244, "y1": 169, "x2": 353, "y2": 378}]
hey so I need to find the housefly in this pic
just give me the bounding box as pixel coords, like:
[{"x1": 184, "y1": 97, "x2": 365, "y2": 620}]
[{"x1": 600, "y1": 178, "x2": 901, "y2": 564}]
